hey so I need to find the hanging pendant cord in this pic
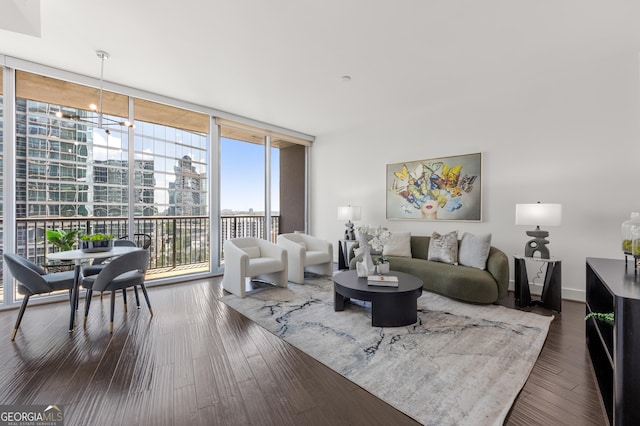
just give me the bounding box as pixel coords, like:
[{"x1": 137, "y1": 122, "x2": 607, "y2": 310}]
[{"x1": 96, "y1": 50, "x2": 109, "y2": 129}]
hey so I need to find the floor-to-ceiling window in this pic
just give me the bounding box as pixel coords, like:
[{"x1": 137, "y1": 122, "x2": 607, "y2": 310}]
[
  {"x1": 9, "y1": 71, "x2": 214, "y2": 299},
  {"x1": 0, "y1": 56, "x2": 313, "y2": 308},
  {"x1": 220, "y1": 136, "x2": 266, "y2": 241},
  {"x1": 15, "y1": 72, "x2": 130, "y2": 272},
  {"x1": 217, "y1": 119, "x2": 309, "y2": 265},
  {"x1": 12, "y1": 72, "x2": 131, "y2": 301},
  {"x1": 133, "y1": 99, "x2": 210, "y2": 277}
]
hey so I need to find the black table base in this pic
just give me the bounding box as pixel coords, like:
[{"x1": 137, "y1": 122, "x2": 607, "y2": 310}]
[{"x1": 333, "y1": 270, "x2": 423, "y2": 327}]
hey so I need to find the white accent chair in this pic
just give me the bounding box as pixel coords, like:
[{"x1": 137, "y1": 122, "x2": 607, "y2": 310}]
[
  {"x1": 222, "y1": 237, "x2": 288, "y2": 298},
  {"x1": 277, "y1": 233, "x2": 333, "y2": 284}
]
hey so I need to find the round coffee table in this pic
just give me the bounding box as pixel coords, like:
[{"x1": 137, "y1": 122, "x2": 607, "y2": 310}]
[{"x1": 333, "y1": 269, "x2": 423, "y2": 327}]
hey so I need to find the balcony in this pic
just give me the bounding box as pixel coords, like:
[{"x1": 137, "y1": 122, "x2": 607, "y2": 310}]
[{"x1": 0, "y1": 215, "x2": 279, "y2": 303}]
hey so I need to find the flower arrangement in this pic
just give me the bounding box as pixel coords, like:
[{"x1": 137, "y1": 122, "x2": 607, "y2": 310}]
[{"x1": 357, "y1": 225, "x2": 392, "y2": 257}]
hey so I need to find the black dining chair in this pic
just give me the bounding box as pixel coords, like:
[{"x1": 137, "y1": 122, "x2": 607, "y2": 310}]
[
  {"x1": 3, "y1": 253, "x2": 76, "y2": 341},
  {"x1": 83, "y1": 238, "x2": 138, "y2": 276},
  {"x1": 83, "y1": 238, "x2": 145, "y2": 310},
  {"x1": 81, "y1": 249, "x2": 152, "y2": 333},
  {"x1": 122, "y1": 233, "x2": 152, "y2": 250}
]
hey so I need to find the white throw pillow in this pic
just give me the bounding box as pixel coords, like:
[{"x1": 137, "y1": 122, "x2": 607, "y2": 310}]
[
  {"x1": 242, "y1": 246, "x2": 261, "y2": 259},
  {"x1": 427, "y1": 231, "x2": 458, "y2": 265},
  {"x1": 383, "y1": 231, "x2": 412, "y2": 257},
  {"x1": 458, "y1": 232, "x2": 492, "y2": 269}
]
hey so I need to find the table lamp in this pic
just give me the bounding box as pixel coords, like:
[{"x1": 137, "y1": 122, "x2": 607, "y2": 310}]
[
  {"x1": 515, "y1": 202, "x2": 562, "y2": 259},
  {"x1": 337, "y1": 205, "x2": 361, "y2": 240}
]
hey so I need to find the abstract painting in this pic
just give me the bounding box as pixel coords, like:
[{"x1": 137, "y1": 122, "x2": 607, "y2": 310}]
[{"x1": 386, "y1": 152, "x2": 482, "y2": 221}]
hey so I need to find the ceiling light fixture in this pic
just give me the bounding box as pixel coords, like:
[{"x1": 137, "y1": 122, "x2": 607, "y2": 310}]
[
  {"x1": 341, "y1": 75, "x2": 351, "y2": 83},
  {"x1": 55, "y1": 50, "x2": 133, "y2": 135},
  {"x1": 95, "y1": 50, "x2": 109, "y2": 130},
  {"x1": 94, "y1": 50, "x2": 134, "y2": 134}
]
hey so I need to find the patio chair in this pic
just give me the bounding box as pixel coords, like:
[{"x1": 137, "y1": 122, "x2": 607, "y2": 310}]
[{"x1": 3, "y1": 253, "x2": 76, "y2": 341}]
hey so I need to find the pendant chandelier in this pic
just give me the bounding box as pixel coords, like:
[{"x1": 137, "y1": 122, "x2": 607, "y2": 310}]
[{"x1": 56, "y1": 50, "x2": 133, "y2": 134}]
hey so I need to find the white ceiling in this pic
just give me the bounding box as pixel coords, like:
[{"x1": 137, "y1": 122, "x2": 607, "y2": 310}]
[{"x1": 1, "y1": 0, "x2": 640, "y2": 137}]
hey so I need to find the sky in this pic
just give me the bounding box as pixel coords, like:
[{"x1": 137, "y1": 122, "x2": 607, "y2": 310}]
[{"x1": 220, "y1": 137, "x2": 280, "y2": 212}]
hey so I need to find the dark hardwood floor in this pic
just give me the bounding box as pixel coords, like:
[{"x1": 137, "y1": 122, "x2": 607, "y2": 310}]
[{"x1": 0, "y1": 276, "x2": 606, "y2": 425}]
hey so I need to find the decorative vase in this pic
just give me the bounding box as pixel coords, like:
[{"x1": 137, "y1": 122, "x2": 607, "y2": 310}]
[
  {"x1": 80, "y1": 239, "x2": 114, "y2": 253},
  {"x1": 356, "y1": 248, "x2": 375, "y2": 277},
  {"x1": 356, "y1": 261, "x2": 368, "y2": 277},
  {"x1": 622, "y1": 212, "x2": 640, "y2": 255},
  {"x1": 376, "y1": 262, "x2": 390, "y2": 275}
]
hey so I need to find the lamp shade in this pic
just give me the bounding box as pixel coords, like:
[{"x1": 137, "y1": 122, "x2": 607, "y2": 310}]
[
  {"x1": 337, "y1": 206, "x2": 361, "y2": 221},
  {"x1": 515, "y1": 203, "x2": 562, "y2": 227}
]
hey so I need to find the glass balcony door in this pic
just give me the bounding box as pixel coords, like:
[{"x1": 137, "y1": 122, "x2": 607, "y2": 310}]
[{"x1": 220, "y1": 136, "x2": 268, "y2": 265}]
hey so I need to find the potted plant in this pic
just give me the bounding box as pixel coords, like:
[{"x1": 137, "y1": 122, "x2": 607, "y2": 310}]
[
  {"x1": 375, "y1": 256, "x2": 390, "y2": 275},
  {"x1": 585, "y1": 312, "x2": 614, "y2": 326},
  {"x1": 46, "y1": 229, "x2": 80, "y2": 251},
  {"x1": 79, "y1": 233, "x2": 115, "y2": 253}
]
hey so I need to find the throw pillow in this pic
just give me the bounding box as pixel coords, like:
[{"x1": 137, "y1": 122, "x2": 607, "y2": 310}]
[
  {"x1": 242, "y1": 246, "x2": 261, "y2": 259},
  {"x1": 383, "y1": 231, "x2": 412, "y2": 258},
  {"x1": 459, "y1": 232, "x2": 492, "y2": 269},
  {"x1": 427, "y1": 231, "x2": 458, "y2": 264}
]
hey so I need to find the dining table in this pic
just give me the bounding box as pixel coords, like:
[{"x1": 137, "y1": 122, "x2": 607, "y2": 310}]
[{"x1": 47, "y1": 246, "x2": 142, "y2": 332}]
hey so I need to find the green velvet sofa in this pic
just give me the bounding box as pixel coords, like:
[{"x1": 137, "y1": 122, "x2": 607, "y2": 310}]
[{"x1": 349, "y1": 235, "x2": 509, "y2": 304}]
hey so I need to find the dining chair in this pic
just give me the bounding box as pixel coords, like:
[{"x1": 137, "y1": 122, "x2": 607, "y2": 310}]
[
  {"x1": 83, "y1": 238, "x2": 137, "y2": 276},
  {"x1": 3, "y1": 253, "x2": 76, "y2": 341},
  {"x1": 81, "y1": 249, "x2": 151, "y2": 333},
  {"x1": 84, "y1": 238, "x2": 146, "y2": 309},
  {"x1": 121, "y1": 233, "x2": 152, "y2": 250}
]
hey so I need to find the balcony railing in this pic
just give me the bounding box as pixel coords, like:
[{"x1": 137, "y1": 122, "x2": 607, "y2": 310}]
[
  {"x1": 0, "y1": 215, "x2": 279, "y2": 303},
  {"x1": 15, "y1": 216, "x2": 210, "y2": 272},
  {"x1": 10, "y1": 214, "x2": 278, "y2": 270}
]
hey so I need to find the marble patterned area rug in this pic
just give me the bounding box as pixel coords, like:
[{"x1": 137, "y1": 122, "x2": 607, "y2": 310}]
[{"x1": 220, "y1": 276, "x2": 553, "y2": 426}]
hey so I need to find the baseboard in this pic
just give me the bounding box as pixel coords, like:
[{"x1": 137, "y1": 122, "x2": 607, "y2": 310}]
[{"x1": 508, "y1": 280, "x2": 585, "y2": 303}]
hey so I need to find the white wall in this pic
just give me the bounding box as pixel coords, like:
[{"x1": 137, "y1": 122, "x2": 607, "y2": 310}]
[{"x1": 310, "y1": 52, "x2": 640, "y2": 301}]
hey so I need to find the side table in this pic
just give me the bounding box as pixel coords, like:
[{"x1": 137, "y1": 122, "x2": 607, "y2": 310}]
[
  {"x1": 338, "y1": 239, "x2": 358, "y2": 270},
  {"x1": 514, "y1": 255, "x2": 562, "y2": 312}
]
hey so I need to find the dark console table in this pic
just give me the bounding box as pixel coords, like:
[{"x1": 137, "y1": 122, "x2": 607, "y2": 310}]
[{"x1": 586, "y1": 257, "x2": 640, "y2": 425}]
